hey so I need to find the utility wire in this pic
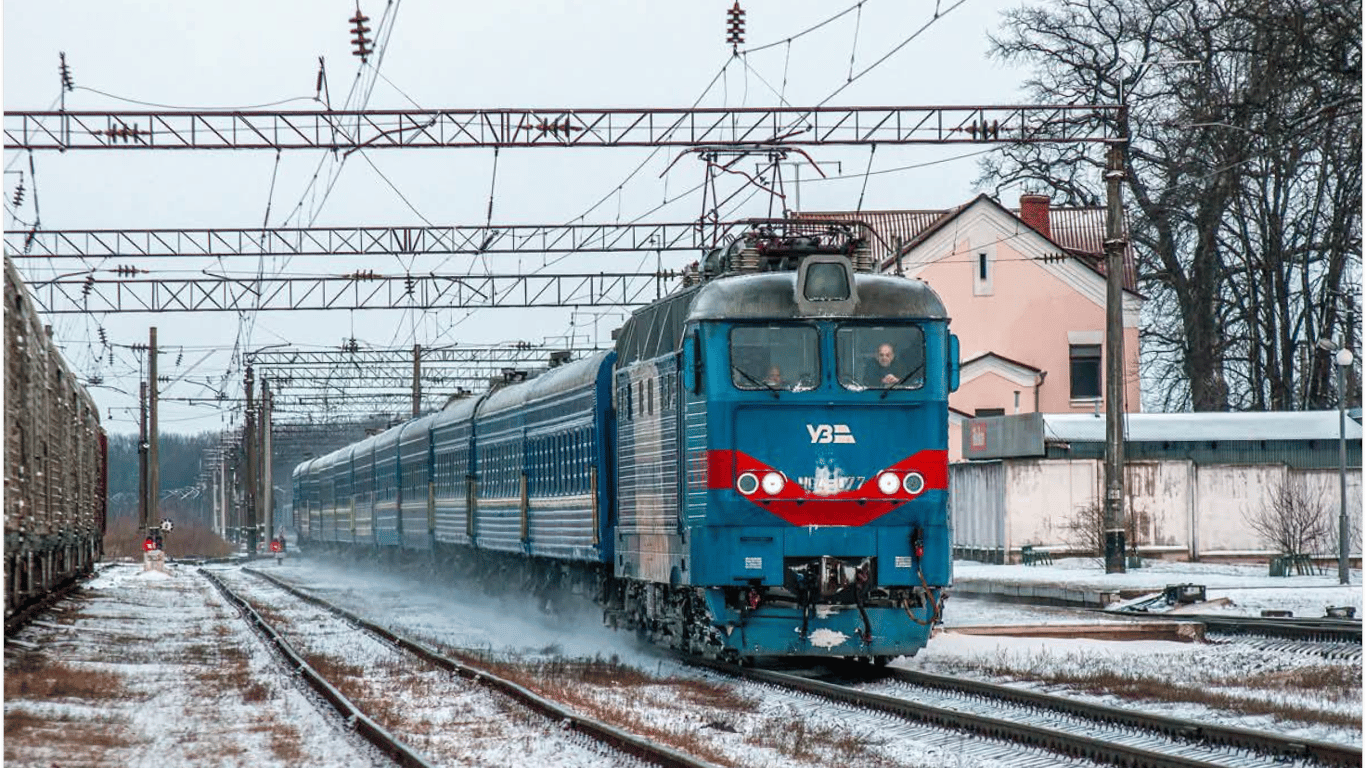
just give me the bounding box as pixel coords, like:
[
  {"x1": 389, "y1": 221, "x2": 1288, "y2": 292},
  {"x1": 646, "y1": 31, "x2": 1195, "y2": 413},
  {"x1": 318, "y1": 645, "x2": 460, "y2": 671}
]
[
  {"x1": 71, "y1": 86, "x2": 315, "y2": 111},
  {"x1": 741, "y1": 1, "x2": 869, "y2": 55}
]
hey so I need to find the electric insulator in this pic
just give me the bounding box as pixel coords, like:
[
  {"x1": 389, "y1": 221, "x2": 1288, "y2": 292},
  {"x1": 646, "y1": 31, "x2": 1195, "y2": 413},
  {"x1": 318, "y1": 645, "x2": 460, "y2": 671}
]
[
  {"x1": 176, "y1": 352, "x2": 183, "y2": 366},
  {"x1": 404, "y1": 275, "x2": 415, "y2": 296},
  {"x1": 98, "y1": 327, "x2": 108, "y2": 346},
  {"x1": 12, "y1": 175, "x2": 25, "y2": 208},
  {"x1": 82, "y1": 274, "x2": 94, "y2": 297},
  {"x1": 59, "y1": 52, "x2": 74, "y2": 92},
  {"x1": 726, "y1": 1, "x2": 746, "y2": 51},
  {"x1": 350, "y1": 8, "x2": 373, "y2": 62}
]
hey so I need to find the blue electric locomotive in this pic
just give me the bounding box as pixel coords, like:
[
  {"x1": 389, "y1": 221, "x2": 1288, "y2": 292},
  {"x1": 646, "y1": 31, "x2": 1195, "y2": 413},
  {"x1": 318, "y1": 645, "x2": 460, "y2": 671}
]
[{"x1": 294, "y1": 220, "x2": 959, "y2": 662}]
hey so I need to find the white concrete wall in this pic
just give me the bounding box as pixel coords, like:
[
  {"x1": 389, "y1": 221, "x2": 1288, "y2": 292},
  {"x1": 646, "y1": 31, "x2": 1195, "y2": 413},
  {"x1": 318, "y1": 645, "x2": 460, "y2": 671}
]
[
  {"x1": 1289, "y1": 469, "x2": 1362, "y2": 553},
  {"x1": 1004, "y1": 459, "x2": 1098, "y2": 551},
  {"x1": 1125, "y1": 461, "x2": 1193, "y2": 554},
  {"x1": 1195, "y1": 464, "x2": 1288, "y2": 553},
  {"x1": 950, "y1": 458, "x2": 1363, "y2": 560}
]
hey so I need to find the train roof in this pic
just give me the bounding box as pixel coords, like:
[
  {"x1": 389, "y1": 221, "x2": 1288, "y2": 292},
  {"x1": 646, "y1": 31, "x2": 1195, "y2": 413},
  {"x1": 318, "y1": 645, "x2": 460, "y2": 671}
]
[
  {"x1": 687, "y1": 271, "x2": 948, "y2": 321},
  {"x1": 481, "y1": 349, "x2": 613, "y2": 416}
]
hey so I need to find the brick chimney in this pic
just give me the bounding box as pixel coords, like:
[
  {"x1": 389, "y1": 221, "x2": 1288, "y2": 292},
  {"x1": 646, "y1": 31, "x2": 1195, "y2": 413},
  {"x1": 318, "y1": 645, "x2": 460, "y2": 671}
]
[{"x1": 1019, "y1": 194, "x2": 1052, "y2": 239}]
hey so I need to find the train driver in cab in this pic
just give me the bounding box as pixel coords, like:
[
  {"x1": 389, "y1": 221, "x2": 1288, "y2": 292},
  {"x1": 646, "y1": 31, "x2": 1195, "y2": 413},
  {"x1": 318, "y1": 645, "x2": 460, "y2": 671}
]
[
  {"x1": 764, "y1": 364, "x2": 785, "y2": 388},
  {"x1": 863, "y1": 342, "x2": 910, "y2": 387}
]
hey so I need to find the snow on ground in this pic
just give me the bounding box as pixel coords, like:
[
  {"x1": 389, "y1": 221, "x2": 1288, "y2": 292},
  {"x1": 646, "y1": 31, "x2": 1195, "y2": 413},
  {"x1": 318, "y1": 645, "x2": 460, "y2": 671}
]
[
  {"x1": 6, "y1": 554, "x2": 1360, "y2": 767},
  {"x1": 901, "y1": 558, "x2": 1363, "y2": 749},
  {"x1": 953, "y1": 557, "x2": 1362, "y2": 619},
  {"x1": 213, "y1": 568, "x2": 645, "y2": 768},
  {"x1": 4, "y1": 562, "x2": 381, "y2": 768}
]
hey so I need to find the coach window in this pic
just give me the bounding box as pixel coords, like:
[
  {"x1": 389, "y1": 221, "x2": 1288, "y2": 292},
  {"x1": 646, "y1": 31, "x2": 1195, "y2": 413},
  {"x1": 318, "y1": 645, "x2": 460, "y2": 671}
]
[
  {"x1": 729, "y1": 324, "x2": 819, "y2": 391},
  {"x1": 836, "y1": 324, "x2": 926, "y2": 391}
]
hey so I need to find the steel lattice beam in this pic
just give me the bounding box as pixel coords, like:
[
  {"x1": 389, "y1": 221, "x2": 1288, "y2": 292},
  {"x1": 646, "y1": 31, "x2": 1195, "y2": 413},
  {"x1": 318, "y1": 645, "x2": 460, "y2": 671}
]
[
  {"x1": 4, "y1": 105, "x2": 1121, "y2": 151},
  {"x1": 5, "y1": 222, "x2": 731, "y2": 260},
  {"x1": 245, "y1": 344, "x2": 599, "y2": 366},
  {"x1": 27, "y1": 271, "x2": 673, "y2": 313}
]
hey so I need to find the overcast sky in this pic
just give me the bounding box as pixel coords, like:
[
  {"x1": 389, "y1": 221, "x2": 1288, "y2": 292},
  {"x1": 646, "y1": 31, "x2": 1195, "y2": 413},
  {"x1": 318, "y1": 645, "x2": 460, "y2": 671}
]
[{"x1": 4, "y1": 0, "x2": 1033, "y2": 435}]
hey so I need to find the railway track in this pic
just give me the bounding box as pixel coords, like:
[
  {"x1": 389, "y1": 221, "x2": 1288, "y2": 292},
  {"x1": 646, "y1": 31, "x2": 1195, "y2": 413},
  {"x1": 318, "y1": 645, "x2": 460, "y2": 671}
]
[
  {"x1": 687, "y1": 658, "x2": 1361, "y2": 768},
  {"x1": 1110, "y1": 611, "x2": 1363, "y2": 644},
  {"x1": 218, "y1": 567, "x2": 719, "y2": 768}
]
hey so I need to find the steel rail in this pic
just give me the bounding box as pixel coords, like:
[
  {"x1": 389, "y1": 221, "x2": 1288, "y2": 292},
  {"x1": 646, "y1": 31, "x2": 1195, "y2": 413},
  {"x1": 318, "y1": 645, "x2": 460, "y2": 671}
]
[
  {"x1": 1108, "y1": 611, "x2": 1363, "y2": 643},
  {"x1": 243, "y1": 567, "x2": 721, "y2": 768},
  {"x1": 200, "y1": 569, "x2": 438, "y2": 768},
  {"x1": 688, "y1": 657, "x2": 1330, "y2": 768},
  {"x1": 884, "y1": 666, "x2": 1361, "y2": 768},
  {"x1": 5, "y1": 105, "x2": 1121, "y2": 151}
]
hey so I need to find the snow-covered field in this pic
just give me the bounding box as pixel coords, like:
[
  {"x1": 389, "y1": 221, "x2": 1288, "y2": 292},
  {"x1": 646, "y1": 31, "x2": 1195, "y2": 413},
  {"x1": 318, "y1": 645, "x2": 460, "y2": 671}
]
[{"x1": 4, "y1": 554, "x2": 1360, "y2": 767}]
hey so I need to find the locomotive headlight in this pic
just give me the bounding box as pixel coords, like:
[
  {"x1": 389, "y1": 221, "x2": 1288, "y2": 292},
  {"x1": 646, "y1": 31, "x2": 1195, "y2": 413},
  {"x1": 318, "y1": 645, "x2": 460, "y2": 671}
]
[
  {"x1": 902, "y1": 471, "x2": 925, "y2": 495},
  {"x1": 761, "y1": 471, "x2": 785, "y2": 495},
  {"x1": 877, "y1": 472, "x2": 900, "y2": 495},
  {"x1": 736, "y1": 472, "x2": 760, "y2": 495}
]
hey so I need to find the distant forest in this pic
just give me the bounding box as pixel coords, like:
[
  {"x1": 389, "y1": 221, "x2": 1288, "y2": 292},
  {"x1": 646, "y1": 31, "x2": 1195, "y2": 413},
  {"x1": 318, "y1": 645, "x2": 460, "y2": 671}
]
[{"x1": 106, "y1": 431, "x2": 219, "y2": 525}]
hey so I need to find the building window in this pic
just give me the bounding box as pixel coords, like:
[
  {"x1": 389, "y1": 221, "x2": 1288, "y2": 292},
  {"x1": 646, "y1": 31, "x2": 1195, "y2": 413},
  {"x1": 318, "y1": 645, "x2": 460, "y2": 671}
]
[
  {"x1": 974, "y1": 408, "x2": 1005, "y2": 417},
  {"x1": 972, "y1": 246, "x2": 994, "y2": 296},
  {"x1": 1070, "y1": 344, "x2": 1101, "y2": 399}
]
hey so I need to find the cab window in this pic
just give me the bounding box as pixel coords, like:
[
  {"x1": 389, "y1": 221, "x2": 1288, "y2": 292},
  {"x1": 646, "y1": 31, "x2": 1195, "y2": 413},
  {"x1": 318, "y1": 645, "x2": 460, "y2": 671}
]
[
  {"x1": 837, "y1": 325, "x2": 925, "y2": 390},
  {"x1": 729, "y1": 325, "x2": 819, "y2": 391}
]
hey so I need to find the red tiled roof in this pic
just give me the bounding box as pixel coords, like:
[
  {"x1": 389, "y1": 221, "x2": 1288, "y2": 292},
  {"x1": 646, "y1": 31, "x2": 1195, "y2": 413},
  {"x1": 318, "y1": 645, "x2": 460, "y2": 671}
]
[{"x1": 798, "y1": 197, "x2": 1139, "y2": 293}]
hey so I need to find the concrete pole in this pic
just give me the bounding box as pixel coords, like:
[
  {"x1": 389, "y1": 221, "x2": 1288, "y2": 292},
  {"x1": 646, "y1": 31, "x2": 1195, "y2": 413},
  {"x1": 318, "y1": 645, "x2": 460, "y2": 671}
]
[
  {"x1": 412, "y1": 343, "x2": 421, "y2": 418},
  {"x1": 219, "y1": 457, "x2": 228, "y2": 535},
  {"x1": 1103, "y1": 141, "x2": 1128, "y2": 574},
  {"x1": 244, "y1": 365, "x2": 257, "y2": 556},
  {"x1": 1338, "y1": 357, "x2": 1350, "y2": 584},
  {"x1": 138, "y1": 380, "x2": 148, "y2": 531},
  {"x1": 148, "y1": 327, "x2": 159, "y2": 527},
  {"x1": 262, "y1": 379, "x2": 273, "y2": 541}
]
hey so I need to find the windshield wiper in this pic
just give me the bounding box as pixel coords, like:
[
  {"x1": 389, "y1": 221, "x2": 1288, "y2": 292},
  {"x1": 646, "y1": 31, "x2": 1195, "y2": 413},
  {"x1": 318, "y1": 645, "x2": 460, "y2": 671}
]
[
  {"x1": 732, "y1": 365, "x2": 780, "y2": 399},
  {"x1": 880, "y1": 361, "x2": 926, "y2": 400}
]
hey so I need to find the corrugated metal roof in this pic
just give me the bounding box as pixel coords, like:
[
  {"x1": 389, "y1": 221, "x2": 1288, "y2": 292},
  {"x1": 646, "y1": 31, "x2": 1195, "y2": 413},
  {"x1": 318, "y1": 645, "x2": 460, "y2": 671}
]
[
  {"x1": 1043, "y1": 411, "x2": 1363, "y2": 443},
  {"x1": 1034, "y1": 207, "x2": 1139, "y2": 292}
]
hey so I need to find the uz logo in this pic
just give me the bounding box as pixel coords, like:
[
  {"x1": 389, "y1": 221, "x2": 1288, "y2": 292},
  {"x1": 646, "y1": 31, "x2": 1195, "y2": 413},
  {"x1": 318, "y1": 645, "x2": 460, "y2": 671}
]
[{"x1": 807, "y1": 424, "x2": 856, "y2": 444}]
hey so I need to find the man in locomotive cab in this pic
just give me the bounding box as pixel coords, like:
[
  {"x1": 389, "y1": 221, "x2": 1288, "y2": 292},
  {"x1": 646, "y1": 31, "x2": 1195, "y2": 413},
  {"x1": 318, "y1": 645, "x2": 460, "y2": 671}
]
[
  {"x1": 863, "y1": 342, "x2": 910, "y2": 387},
  {"x1": 764, "y1": 364, "x2": 785, "y2": 388}
]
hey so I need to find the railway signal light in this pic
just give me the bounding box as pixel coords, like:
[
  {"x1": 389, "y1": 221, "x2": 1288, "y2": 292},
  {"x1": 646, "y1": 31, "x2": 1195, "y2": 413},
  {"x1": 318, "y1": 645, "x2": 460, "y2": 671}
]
[
  {"x1": 726, "y1": 1, "x2": 746, "y2": 52},
  {"x1": 350, "y1": 7, "x2": 373, "y2": 63},
  {"x1": 142, "y1": 536, "x2": 157, "y2": 552}
]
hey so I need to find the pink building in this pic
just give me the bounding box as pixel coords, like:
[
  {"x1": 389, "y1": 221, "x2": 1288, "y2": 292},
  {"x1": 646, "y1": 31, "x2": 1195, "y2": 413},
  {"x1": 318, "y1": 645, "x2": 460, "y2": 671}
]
[{"x1": 803, "y1": 194, "x2": 1144, "y2": 460}]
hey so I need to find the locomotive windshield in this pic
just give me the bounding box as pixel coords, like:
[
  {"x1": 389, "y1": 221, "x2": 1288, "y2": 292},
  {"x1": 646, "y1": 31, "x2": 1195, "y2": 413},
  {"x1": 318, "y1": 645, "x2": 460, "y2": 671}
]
[
  {"x1": 837, "y1": 324, "x2": 926, "y2": 390},
  {"x1": 730, "y1": 324, "x2": 820, "y2": 392}
]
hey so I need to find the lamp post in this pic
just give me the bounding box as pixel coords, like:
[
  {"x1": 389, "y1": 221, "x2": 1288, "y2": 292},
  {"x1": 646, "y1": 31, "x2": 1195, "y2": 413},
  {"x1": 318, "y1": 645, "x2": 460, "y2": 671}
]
[{"x1": 1335, "y1": 346, "x2": 1354, "y2": 585}]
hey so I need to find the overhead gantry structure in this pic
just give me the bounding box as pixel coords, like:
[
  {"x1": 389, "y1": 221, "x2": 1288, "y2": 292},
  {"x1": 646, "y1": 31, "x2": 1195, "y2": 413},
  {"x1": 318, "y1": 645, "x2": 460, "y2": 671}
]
[{"x1": 5, "y1": 105, "x2": 1116, "y2": 151}]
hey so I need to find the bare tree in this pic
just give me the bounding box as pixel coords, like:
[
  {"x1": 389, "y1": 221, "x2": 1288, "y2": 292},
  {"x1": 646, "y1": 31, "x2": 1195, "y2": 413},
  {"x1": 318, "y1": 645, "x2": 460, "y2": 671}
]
[
  {"x1": 981, "y1": 0, "x2": 1361, "y2": 411},
  {"x1": 1063, "y1": 500, "x2": 1150, "y2": 563},
  {"x1": 1243, "y1": 477, "x2": 1330, "y2": 555}
]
